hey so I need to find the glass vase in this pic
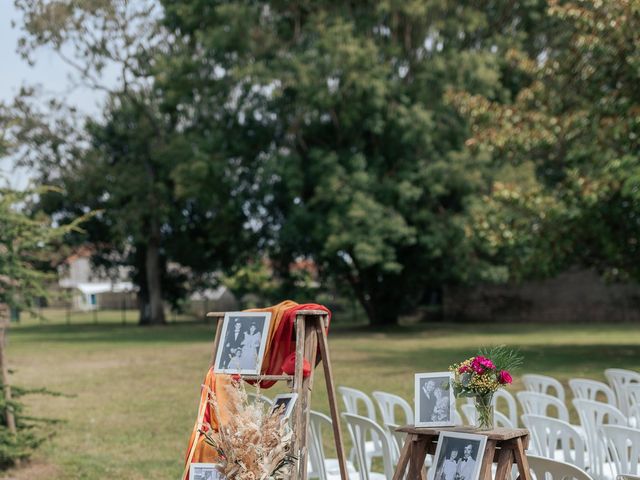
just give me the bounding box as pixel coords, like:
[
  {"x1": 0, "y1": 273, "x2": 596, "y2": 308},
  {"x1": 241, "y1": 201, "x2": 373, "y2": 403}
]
[{"x1": 474, "y1": 394, "x2": 494, "y2": 430}]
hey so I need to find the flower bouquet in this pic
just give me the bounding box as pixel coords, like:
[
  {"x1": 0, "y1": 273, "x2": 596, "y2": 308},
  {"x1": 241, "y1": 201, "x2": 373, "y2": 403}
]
[
  {"x1": 199, "y1": 378, "x2": 296, "y2": 479},
  {"x1": 449, "y1": 346, "x2": 523, "y2": 429}
]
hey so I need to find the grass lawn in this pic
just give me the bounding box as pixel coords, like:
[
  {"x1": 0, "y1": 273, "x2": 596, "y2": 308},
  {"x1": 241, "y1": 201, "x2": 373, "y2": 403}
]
[{"x1": 2, "y1": 310, "x2": 640, "y2": 479}]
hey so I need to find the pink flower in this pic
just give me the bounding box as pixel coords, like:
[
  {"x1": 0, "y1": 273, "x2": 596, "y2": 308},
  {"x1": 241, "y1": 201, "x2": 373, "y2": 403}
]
[
  {"x1": 498, "y1": 370, "x2": 513, "y2": 384},
  {"x1": 458, "y1": 365, "x2": 471, "y2": 374},
  {"x1": 471, "y1": 355, "x2": 495, "y2": 374}
]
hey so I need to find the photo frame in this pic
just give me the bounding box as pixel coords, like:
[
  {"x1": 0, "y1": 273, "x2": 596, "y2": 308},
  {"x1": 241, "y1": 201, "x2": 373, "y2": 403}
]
[
  {"x1": 213, "y1": 312, "x2": 272, "y2": 375},
  {"x1": 414, "y1": 372, "x2": 455, "y2": 427},
  {"x1": 431, "y1": 431, "x2": 487, "y2": 480},
  {"x1": 189, "y1": 463, "x2": 225, "y2": 480},
  {"x1": 270, "y1": 393, "x2": 298, "y2": 420}
]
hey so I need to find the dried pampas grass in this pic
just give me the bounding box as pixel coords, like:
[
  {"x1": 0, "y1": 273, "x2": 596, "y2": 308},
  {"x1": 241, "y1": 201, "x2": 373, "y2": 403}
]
[{"x1": 200, "y1": 379, "x2": 296, "y2": 480}]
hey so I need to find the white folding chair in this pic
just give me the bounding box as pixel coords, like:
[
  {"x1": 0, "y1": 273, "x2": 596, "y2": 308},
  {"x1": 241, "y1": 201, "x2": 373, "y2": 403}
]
[
  {"x1": 527, "y1": 455, "x2": 593, "y2": 480},
  {"x1": 624, "y1": 385, "x2": 640, "y2": 427},
  {"x1": 601, "y1": 425, "x2": 640, "y2": 478},
  {"x1": 308, "y1": 410, "x2": 359, "y2": 480},
  {"x1": 517, "y1": 391, "x2": 570, "y2": 422},
  {"x1": 494, "y1": 389, "x2": 519, "y2": 428},
  {"x1": 573, "y1": 399, "x2": 626, "y2": 480},
  {"x1": 521, "y1": 414, "x2": 587, "y2": 469},
  {"x1": 338, "y1": 387, "x2": 383, "y2": 470},
  {"x1": 569, "y1": 378, "x2": 617, "y2": 405},
  {"x1": 605, "y1": 369, "x2": 640, "y2": 416},
  {"x1": 247, "y1": 392, "x2": 274, "y2": 406},
  {"x1": 342, "y1": 413, "x2": 395, "y2": 480},
  {"x1": 617, "y1": 475, "x2": 640, "y2": 480},
  {"x1": 460, "y1": 403, "x2": 513, "y2": 429},
  {"x1": 464, "y1": 390, "x2": 518, "y2": 427},
  {"x1": 372, "y1": 391, "x2": 413, "y2": 426},
  {"x1": 523, "y1": 374, "x2": 566, "y2": 403}
]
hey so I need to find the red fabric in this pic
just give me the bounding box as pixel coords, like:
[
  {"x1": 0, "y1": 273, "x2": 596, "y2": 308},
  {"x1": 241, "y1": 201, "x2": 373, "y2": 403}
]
[
  {"x1": 282, "y1": 352, "x2": 311, "y2": 377},
  {"x1": 249, "y1": 302, "x2": 331, "y2": 388}
]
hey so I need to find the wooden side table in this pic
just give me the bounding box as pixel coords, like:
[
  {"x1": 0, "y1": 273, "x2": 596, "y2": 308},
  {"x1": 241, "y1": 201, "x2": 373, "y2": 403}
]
[{"x1": 392, "y1": 426, "x2": 533, "y2": 480}]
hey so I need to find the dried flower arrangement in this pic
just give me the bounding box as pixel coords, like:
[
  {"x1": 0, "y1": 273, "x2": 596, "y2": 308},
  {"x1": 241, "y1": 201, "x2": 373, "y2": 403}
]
[{"x1": 199, "y1": 378, "x2": 296, "y2": 480}]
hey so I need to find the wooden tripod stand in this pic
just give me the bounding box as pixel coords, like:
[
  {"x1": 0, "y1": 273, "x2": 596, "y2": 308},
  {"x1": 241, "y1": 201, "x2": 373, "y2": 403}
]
[{"x1": 205, "y1": 309, "x2": 349, "y2": 480}]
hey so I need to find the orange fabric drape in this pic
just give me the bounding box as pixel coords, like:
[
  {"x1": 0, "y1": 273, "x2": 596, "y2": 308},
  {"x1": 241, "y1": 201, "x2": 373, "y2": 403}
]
[{"x1": 182, "y1": 301, "x2": 331, "y2": 480}]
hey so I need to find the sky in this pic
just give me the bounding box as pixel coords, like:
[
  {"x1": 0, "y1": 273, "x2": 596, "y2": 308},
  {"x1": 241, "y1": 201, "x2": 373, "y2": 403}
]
[{"x1": 0, "y1": 2, "x2": 111, "y2": 189}]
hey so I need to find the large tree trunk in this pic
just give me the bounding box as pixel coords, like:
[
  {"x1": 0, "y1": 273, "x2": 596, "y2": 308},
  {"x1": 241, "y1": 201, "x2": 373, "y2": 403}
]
[
  {"x1": 139, "y1": 233, "x2": 165, "y2": 325},
  {"x1": 346, "y1": 272, "x2": 400, "y2": 326}
]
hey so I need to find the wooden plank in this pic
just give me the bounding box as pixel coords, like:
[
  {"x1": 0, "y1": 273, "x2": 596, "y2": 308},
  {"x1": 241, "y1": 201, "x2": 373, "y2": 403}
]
[
  {"x1": 494, "y1": 444, "x2": 515, "y2": 480},
  {"x1": 290, "y1": 315, "x2": 307, "y2": 480},
  {"x1": 392, "y1": 434, "x2": 414, "y2": 480},
  {"x1": 316, "y1": 316, "x2": 349, "y2": 480},
  {"x1": 407, "y1": 438, "x2": 428, "y2": 479},
  {"x1": 205, "y1": 311, "x2": 226, "y2": 317},
  {"x1": 296, "y1": 314, "x2": 319, "y2": 480},
  {"x1": 478, "y1": 439, "x2": 497, "y2": 480},
  {"x1": 294, "y1": 309, "x2": 328, "y2": 316},
  {"x1": 397, "y1": 425, "x2": 530, "y2": 441},
  {"x1": 513, "y1": 437, "x2": 533, "y2": 480}
]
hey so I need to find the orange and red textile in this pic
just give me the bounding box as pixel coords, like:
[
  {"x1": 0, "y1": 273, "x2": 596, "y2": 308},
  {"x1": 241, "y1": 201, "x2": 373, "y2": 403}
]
[{"x1": 182, "y1": 300, "x2": 331, "y2": 480}]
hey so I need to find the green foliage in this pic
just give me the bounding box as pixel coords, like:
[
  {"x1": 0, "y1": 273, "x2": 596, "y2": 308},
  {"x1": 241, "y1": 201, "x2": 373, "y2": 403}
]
[
  {"x1": 452, "y1": 0, "x2": 640, "y2": 284},
  {"x1": 478, "y1": 345, "x2": 524, "y2": 373},
  {"x1": 159, "y1": 0, "x2": 552, "y2": 324}
]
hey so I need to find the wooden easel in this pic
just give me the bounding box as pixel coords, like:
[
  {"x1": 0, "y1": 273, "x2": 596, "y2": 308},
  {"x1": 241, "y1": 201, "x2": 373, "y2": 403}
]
[
  {"x1": 392, "y1": 425, "x2": 532, "y2": 480},
  {"x1": 205, "y1": 309, "x2": 349, "y2": 480}
]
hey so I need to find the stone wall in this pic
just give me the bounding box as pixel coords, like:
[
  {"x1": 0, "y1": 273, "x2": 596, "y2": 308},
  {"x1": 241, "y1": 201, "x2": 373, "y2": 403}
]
[{"x1": 444, "y1": 269, "x2": 640, "y2": 322}]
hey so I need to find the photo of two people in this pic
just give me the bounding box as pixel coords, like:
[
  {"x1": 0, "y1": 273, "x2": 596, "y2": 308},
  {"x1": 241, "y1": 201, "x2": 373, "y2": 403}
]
[
  {"x1": 213, "y1": 312, "x2": 271, "y2": 375},
  {"x1": 415, "y1": 373, "x2": 454, "y2": 427}
]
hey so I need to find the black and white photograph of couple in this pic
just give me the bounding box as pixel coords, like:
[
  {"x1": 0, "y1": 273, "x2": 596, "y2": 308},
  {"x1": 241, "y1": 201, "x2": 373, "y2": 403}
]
[
  {"x1": 414, "y1": 372, "x2": 455, "y2": 427},
  {"x1": 432, "y1": 432, "x2": 487, "y2": 480},
  {"x1": 213, "y1": 312, "x2": 271, "y2": 375}
]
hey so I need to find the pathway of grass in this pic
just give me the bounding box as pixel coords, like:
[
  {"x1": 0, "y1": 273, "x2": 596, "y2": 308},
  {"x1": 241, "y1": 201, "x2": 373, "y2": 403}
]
[{"x1": 2, "y1": 318, "x2": 639, "y2": 479}]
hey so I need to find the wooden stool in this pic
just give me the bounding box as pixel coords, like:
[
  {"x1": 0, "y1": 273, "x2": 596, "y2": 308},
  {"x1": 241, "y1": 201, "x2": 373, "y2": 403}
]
[{"x1": 392, "y1": 426, "x2": 533, "y2": 480}]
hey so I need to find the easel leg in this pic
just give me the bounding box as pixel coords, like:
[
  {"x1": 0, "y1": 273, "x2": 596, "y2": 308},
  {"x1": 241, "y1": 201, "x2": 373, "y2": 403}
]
[
  {"x1": 392, "y1": 435, "x2": 413, "y2": 480},
  {"x1": 479, "y1": 440, "x2": 497, "y2": 480},
  {"x1": 316, "y1": 316, "x2": 350, "y2": 480},
  {"x1": 513, "y1": 437, "x2": 533, "y2": 480},
  {"x1": 407, "y1": 438, "x2": 428, "y2": 480}
]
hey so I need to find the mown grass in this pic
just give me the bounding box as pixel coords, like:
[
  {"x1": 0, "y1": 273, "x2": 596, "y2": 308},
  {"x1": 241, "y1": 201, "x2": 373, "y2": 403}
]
[{"x1": 2, "y1": 311, "x2": 640, "y2": 479}]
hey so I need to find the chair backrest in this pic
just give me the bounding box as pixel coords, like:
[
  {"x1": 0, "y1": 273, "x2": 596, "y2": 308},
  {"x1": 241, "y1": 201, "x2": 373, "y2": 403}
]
[
  {"x1": 372, "y1": 391, "x2": 413, "y2": 426},
  {"x1": 338, "y1": 387, "x2": 377, "y2": 421},
  {"x1": 384, "y1": 423, "x2": 407, "y2": 466},
  {"x1": 247, "y1": 392, "x2": 274, "y2": 406},
  {"x1": 523, "y1": 374, "x2": 566, "y2": 403},
  {"x1": 526, "y1": 455, "x2": 593, "y2": 480},
  {"x1": 517, "y1": 391, "x2": 570, "y2": 422},
  {"x1": 521, "y1": 414, "x2": 586, "y2": 470},
  {"x1": 601, "y1": 425, "x2": 640, "y2": 477},
  {"x1": 452, "y1": 406, "x2": 463, "y2": 425},
  {"x1": 494, "y1": 389, "x2": 519, "y2": 428},
  {"x1": 617, "y1": 475, "x2": 640, "y2": 480},
  {"x1": 342, "y1": 413, "x2": 394, "y2": 480},
  {"x1": 309, "y1": 410, "x2": 332, "y2": 480},
  {"x1": 605, "y1": 369, "x2": 640, "y2": 416},
  {"x1": 624, "y1": 384, "x2": 640, "y2": 418},
  {"x1": 573, "y1": 398, "x2": 627, "y2": 479},
  {"x1": 460, "y1": 403, "x2": 513, "y2": 429},
  {"x1": 569, "y1": 378, "x2": 617, "y2": 405}
]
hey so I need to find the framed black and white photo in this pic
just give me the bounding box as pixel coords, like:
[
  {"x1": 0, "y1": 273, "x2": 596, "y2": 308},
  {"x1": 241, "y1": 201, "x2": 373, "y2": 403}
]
[
  {"x1": 270, "y1": 393, "x2": 298, "y2": 420},
  {"x1": 189, "y1": 463, "x2": 225, "y2": 480},
  {"x1": 431, "y1": 431, "x2": 487, "y2": 480},
  {"x1": 414, "y1": 372, "x2": 455, "y2": 427},
  {"x1": 213, "y1": 312, "x2": 272, "y2": 375}
]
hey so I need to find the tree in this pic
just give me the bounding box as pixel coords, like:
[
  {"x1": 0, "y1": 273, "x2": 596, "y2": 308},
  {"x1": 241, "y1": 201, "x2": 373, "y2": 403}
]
[
  {"x1": 14, "y1": 0, "x2": 252, "y2": 324},
  {"x1": 451, "y1": 0, "x2": 640, "y2": 284},
  {"x1": 160, "y1": 0, "x2": 550, "y2": 325}
]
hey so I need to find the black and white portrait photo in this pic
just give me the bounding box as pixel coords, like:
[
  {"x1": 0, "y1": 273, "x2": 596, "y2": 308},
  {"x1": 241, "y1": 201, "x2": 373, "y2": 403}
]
[
  {"x1": 213, "y1": 312, "x2": 272, "y2": 375},
  {"x1": 414, "y1": 372, "x2": 455, "y2": 427},
  {"x1": 189, "y1": 463, "x2": 225, "y2": 480},
  {"x1": 270, "y1": 393, "x2": 298, "y2": 420},
  {"x1": 431, "y1": 432, "x2": 487, "y2": 480}
]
